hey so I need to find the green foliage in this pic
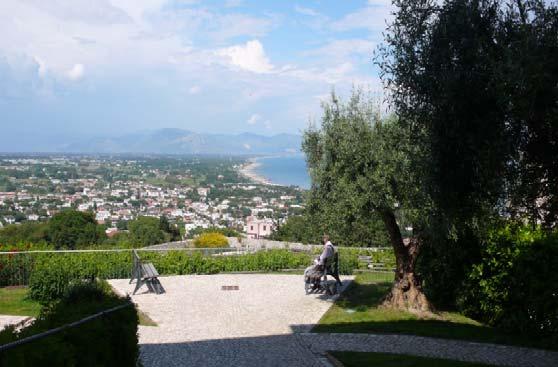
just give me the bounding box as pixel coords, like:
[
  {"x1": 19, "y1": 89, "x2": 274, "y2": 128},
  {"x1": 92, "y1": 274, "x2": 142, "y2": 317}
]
[
  {"x1": 381, "y1": 0, "x2": 558, "y2": 329},
  {"x1": 270, "y1": 215, "x2": 319, "y2": 244},
  {"x1": 418, "y1": 227, "x2": 483, "y2": 309},
  {"x1": 13, "y1": 248, "x2": 394, "y2": 298},
  {"x1": 458, "y1": 226, "x2": 558, "y2": 348},
  {"x1": 302, "y1": 91, "x2": 426, "y2": 248},
  {"x1": 47, "y1": 210, "x2": 105, "y2": 249},
  {"x1": 0, "y1": 281, "x2": 139, "y2": 367},
  {"x1": 0, "y1": 222, "x2": 50, "y2": 246},
  {"x1": 193, "y1": 232, "x2": 229, "y2": 248},
  {"x1": 316, "y1": 272, "x2": 548, "y2": 349},
  {"x1": 28, "y1": 251, "x2": 130, "y2": 304},
  {"x1": 0, "y1": 287, "x2": 41, "y2": 317},
  {"x1": 159, "y1": 216, "x2": 181, "y2": 241},
  {"x1": 128, "y1": 216, "x2": 167, "y2": 247},
  {"x1": 186, "y1": 226, "x2": 241, "y2": 239}
]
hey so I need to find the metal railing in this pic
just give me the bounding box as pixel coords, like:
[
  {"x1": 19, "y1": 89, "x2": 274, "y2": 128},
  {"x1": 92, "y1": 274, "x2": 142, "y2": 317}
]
[
  {"x1": 0, "y1": 245, "x2": 395, "y2": 287},
  {"x1": 0, "y1": 247, "x2": 242, "y2": 287},
  {"x1": 0, "y1": 302, "x2": 134, "y2": 352}
]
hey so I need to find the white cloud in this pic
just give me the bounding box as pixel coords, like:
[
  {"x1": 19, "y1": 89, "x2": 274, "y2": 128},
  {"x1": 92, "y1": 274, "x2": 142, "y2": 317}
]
[
  {"x1": 243, "y1": 143, "x2": 251, "y2": 150},
  {"x1": 216, "y1": 40, "x2": 273, "y2": 74},
  {"x1": 247, "y1": 113, "x2": 261, "y2": 125},
  {"x1": 294, "y1": 5, "x2": 319, "y2": 17},
  {"x1": 331, "y1": 1, "x2": 393, "y2": 32},
  {"x1": 33, "y1": 56, "x2": 47, "y2": 78},
  {"x1": 263, "y1": 120, "x2": 271, "y2": 129},
  {"x1": 188, "y1": 85, "x2": 200, "y2": 94},
  {"x1": 66, "y1": 63, "x2": 84, "y2": 81}
]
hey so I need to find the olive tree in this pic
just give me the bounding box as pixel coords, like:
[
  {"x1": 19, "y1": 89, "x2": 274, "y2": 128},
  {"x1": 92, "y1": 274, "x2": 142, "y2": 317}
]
[{"x1": 303, "y1": 90, "x2": 433, "y2": 311}]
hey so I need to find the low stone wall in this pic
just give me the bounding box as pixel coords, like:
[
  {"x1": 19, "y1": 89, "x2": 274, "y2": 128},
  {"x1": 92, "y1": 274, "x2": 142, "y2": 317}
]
[
  {"x1": 145, "y1": 240, "x2": 192, "y2": 250},
  {"x1": 147, "y1": 237, "x2": 387, "y2": 252},
  {"x1": 227, "y1": 237, "x2": 321, "y2": 251}
]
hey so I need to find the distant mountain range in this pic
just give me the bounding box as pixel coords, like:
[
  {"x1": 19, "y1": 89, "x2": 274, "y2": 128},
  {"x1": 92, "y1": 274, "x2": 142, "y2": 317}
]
[{"x1": 9, "y1": 129, "x2": 303, "y2": 155}]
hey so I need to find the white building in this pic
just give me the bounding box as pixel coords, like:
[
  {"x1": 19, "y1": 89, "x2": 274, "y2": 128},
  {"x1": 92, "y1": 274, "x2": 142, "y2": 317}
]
[
  {"x1": 95, "y1": 210, "x2": 111, "y2": 223},
  {"x1": 245, "y1": 216, "x2": 275, "y2": 239},
  {"x1": 78, "y1": 203, "x2": 92, "y2": 211},
  {"x1": 197, "y1": 187, "x2": 210, "y2": 197}
]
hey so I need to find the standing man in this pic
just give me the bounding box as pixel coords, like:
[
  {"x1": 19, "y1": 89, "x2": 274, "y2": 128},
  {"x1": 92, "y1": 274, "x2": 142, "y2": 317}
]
[
  {"x1": 318, "y1": 234, "x2": 335, "y2": 266},
  {"x1": 319, "y1": 235, "x2": 342, "y2": 286}
]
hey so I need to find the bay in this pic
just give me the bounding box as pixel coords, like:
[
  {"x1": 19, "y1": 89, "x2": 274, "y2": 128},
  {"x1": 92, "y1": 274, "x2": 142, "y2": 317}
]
[{"x1": 253, "y1": 155, "x2": 310, "y2": 189}]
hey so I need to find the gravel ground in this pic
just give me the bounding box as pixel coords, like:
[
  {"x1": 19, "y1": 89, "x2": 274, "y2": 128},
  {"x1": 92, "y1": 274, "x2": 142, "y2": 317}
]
[
  {"x1": 109, "y1": 274, "x2": 351, "y2": 366},
  {"x1": 109, "y1": 275, "x2": 558, "y2": 367},
  {"x1": 0, "y1": 315, "x2": 32, "y2": 331},
  {"x1": 109, "y1": 274, "x2": 352, "y2": 343}
]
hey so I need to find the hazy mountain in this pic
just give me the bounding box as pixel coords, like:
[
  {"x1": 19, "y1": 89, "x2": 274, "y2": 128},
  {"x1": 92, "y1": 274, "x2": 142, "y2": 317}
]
[{"x1": 56, "y1": 129, "x2": 302, "y2": 155}]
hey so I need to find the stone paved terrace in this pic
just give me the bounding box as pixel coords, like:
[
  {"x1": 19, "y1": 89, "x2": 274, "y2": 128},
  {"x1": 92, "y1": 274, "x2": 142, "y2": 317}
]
[
  {"x1": 0, "y1": 315, "x2": 32, "y2": 331},
  {"x1": 109, "y1": 274, "x2": 558, "y2": 367}
]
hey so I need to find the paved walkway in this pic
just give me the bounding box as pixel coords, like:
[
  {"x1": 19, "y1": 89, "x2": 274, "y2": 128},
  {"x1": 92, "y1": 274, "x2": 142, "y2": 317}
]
[
  {"x1": 0, "y1": 315, "x2": 32, "y2": 331},
  {"x1": 109, "y1": 274, "x2": 558, "y2": 367},
  {"x1": 299, "y1": 333, "x2": 558, "y2": 367}
]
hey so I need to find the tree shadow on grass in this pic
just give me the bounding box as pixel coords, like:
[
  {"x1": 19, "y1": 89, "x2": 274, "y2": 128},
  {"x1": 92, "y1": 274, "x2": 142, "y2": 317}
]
[{"x1": 312, "y1": 281, "x2": 555, "y2": 350}]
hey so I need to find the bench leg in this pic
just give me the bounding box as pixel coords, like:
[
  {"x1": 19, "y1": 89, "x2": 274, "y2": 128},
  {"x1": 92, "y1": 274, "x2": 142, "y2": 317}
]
[
  {"x1": 152, "y1": 278, "x2": 165, "y2": 294},
  {"x1": 133, "y1": 279, "x2": 144, "y2": 295},
  {"x1": 145, "y1": 279, "x2": 156, "y2": 293}
]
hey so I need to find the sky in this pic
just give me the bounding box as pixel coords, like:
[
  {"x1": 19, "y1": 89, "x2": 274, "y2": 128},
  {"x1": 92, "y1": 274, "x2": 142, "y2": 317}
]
[{"x1": 0, "y1": 0, "x2": 393, "y2": 142}]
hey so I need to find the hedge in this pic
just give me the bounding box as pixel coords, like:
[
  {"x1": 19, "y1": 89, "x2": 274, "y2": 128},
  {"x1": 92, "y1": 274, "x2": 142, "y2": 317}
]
[
  {"x1": 193, "y1": 232, "x2": 229, "y2": 248},
  {"x1": 0, "y1": 281, "x2": 139, "y2": 367},
  {"x1": 0, "y1": 247, "x2": 395, "y2": 302},
  {"x1": 458, "y1": 226, "x2": 558, "y2": 348}
]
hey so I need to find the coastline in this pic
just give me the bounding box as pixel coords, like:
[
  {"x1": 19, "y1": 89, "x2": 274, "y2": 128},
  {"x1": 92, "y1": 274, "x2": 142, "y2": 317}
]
[{"x1": 238, "y1": 158, "x2": 274, "y2": 185}]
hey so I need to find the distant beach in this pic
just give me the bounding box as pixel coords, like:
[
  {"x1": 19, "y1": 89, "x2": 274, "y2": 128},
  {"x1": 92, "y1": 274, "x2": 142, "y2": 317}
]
[
  {"x1": 239, "y1": 155, "x2": 310, "y2": 189},
  {"x1": 238, "y1": 159, "x2": 274, "y2": 186}
]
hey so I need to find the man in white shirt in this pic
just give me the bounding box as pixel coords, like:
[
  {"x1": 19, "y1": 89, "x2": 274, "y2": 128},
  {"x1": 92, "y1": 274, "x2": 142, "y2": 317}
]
[
  {"x1": 318, "y1": 235, "x2": 335, "y2": 266},
  {"x1": 305, "y1": 234, "x2": 337, "y2": 290}
]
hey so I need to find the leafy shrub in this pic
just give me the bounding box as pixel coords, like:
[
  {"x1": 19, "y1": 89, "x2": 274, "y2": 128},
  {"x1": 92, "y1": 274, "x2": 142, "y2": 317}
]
[
  {"x1": 418, "y1": 228, "x2": 483, "y2": 309},
  {"x1": 128, "y1": 216, "x2": 167, "y2": 247},
  {"x1": 186, "y1": 226, "x2": 241, "y2": 239},
  {"x1": 0, "y1": 222, "x2": 50, "y2": 246},
  {"x1": 0, "y1": 280, "x2": 139, "y2": 367},
  {"x1": 47, "y1": 210, "x2": 106, "y2": 249},
  {"x1": 15, "y1": 247, "x2": 395, "y2": 298},
  {"x1": 458, "y1": 225, "x2": 558, "y2": 348},
  {"x1": 28, "y1": 252, "x2": 130, "y2": 303},
  {"x1": 193, "y1": 232, "x2": 229, "y2": 248}
]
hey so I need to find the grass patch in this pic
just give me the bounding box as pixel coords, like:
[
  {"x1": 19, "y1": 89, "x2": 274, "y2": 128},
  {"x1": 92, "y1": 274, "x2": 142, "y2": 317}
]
[
  {"x1": 314, "y1": 273, "x2": 547, "y2": 349},
  {"x1": 330, "y1": 351, "x2": 495, "y2": 367},
  {"x1": 138, "y1": 310, "x2": 157, "y2": 326},
  {"x1": 0, "y1": 287, "x2": 41, "y2": 316}
]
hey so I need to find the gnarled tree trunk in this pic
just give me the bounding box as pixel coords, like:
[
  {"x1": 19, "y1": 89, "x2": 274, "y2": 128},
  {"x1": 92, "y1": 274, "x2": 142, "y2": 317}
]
[{"x1": 379, "y1": 209, "x2": 432, "y2": 312}]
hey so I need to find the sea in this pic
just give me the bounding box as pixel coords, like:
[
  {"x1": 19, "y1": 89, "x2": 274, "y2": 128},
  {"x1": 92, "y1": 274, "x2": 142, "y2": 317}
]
[{"x1": 253, "y1": 155, "x2": 310, "y2": 189}]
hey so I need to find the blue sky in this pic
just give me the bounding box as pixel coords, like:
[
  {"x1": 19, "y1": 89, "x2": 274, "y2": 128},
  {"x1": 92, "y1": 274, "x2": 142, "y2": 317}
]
[{"x1": 0, "y1": 0, "x2": 392, "y2": 143}]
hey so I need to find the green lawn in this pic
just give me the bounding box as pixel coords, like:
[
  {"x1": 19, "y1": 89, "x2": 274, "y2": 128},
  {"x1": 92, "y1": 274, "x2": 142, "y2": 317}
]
[
  {"x1": 330, "y1": 352, "x2": 495, "y2": 367},
  {"x1": 138, "y1": 310, "x2": 158, "y2": 326},
  {"x1": 315, "y1": 273, "x2": 544, "y2": 349},
  {"x1": 0, "y1": 287, "x2": 41, "y2": 317}
]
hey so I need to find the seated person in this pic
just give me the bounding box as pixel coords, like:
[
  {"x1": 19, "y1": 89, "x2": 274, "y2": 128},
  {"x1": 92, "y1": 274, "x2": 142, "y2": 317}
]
[{"x1": 304, "y1": 235, "x2": 336, "y2": 289}]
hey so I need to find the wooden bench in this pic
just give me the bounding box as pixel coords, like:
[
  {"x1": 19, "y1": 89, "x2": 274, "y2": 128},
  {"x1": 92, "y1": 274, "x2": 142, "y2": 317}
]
[
  {"x1": 358, "y1": 255, "x2": 373, "y2": 268},
  {"x1": 129, "y1": 250, "x2": 165, "y2": 295},
  {"x1": 358, "y1": 256, "x2": 390, "y2": 271}
]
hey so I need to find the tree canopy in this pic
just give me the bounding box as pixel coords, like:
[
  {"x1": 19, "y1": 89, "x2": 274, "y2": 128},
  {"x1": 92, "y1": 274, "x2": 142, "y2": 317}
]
[
  {"x1": 380, "y1": 0, "x2": 558, "y2": 229},
  {"x1": 47, "y1": 210, "x2": 105, "y2": 250}
]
